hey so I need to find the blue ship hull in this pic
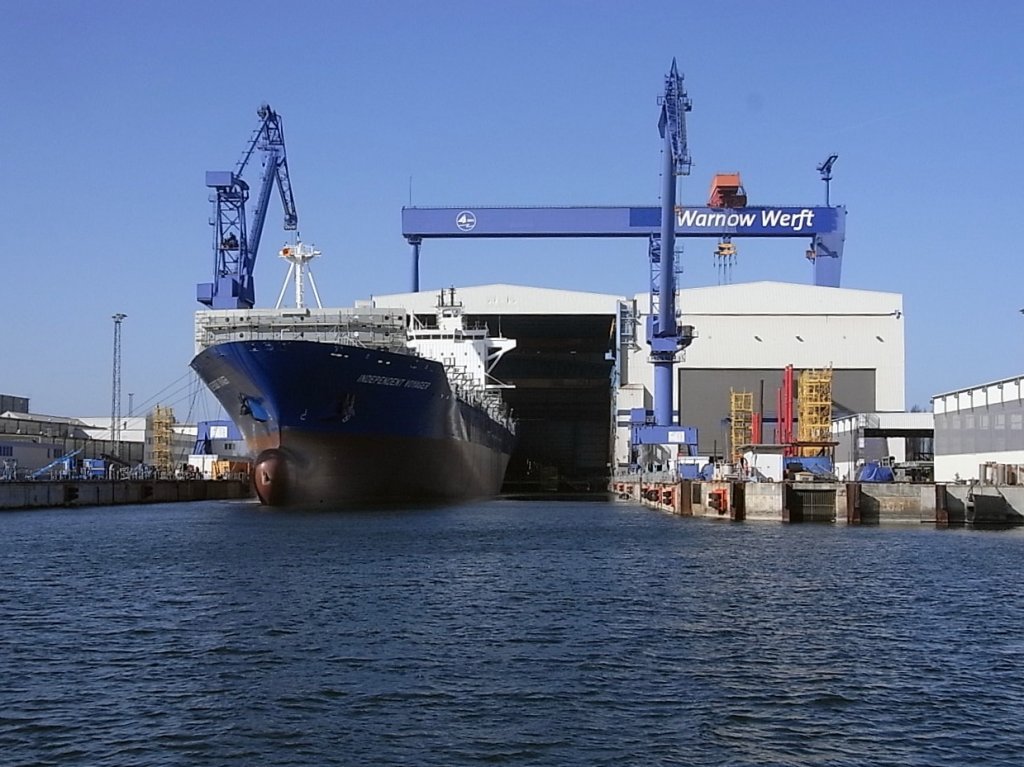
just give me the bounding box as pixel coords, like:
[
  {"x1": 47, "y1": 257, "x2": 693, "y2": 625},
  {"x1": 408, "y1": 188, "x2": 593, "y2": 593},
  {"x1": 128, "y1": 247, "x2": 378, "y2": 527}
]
[{"x1": 190, "y1": 340, "x2": 515, "y2": 506}]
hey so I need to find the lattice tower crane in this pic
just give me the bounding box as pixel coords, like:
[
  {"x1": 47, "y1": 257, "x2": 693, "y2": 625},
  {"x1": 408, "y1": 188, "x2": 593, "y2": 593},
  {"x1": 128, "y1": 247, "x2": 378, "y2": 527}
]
[{"x1": 197, "y1": 104, "x2": 298, "y2": 309}]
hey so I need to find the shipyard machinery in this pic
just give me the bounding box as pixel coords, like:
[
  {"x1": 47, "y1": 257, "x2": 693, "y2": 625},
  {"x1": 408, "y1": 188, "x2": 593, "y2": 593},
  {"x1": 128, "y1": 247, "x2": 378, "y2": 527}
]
[
  {"x1": 197, "y1": 104, "x2": 298, "y2": 310},
  {"x1": 398, "y1": 61, "x2": 848, "y2": 474},
  {"x1": 634, "y1": 59, "x2": 698, "y2": 448}
]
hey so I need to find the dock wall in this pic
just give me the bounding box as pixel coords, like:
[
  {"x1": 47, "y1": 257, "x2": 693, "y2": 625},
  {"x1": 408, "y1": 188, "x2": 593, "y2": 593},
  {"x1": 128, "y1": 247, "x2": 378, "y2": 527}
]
[
  {"x1": 965, "y1": 485, "x2": 1024, "y2": 526},
  {"x1": 611, "y1": 477, "x2": 1024, "y2": 526},
  {"x1": 0, "y1": 479, "x2": 252, "y2": 510}
]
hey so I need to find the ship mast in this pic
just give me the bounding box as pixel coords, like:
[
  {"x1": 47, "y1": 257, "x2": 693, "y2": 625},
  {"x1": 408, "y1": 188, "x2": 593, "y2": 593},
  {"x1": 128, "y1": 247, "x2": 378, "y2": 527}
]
[{"x1": 274, "y1": 241, "x2": 323, "y2": 309}]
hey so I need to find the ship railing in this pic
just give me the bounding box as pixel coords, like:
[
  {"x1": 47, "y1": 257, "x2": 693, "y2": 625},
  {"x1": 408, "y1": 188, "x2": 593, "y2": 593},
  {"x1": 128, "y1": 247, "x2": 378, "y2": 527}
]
[
  {"x1": 408, "y1": 311, "x2": 494, "y2": 336},
  {"x1": 194, "y1": 309, "x2": 407, "y2": 353}
]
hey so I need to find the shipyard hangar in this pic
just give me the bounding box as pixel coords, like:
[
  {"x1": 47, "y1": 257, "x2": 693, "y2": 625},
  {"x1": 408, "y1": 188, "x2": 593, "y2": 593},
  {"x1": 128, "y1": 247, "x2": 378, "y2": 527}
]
[{"x1": 374, "y1": 281, "x2": 906, "y2": 491}]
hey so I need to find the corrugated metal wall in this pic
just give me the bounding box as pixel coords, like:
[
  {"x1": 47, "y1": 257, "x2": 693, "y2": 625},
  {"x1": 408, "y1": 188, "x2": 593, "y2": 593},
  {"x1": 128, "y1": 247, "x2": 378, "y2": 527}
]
[{"x1": 678, "y1": 368, "x2": 877, "y2": 457}]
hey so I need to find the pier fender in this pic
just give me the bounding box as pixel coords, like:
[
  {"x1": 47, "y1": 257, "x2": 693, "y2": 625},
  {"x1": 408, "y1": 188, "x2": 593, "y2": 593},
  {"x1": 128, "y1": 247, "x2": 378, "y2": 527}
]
[{"x1": 253, "y1": 449, "x2": 288, "y2": 506}]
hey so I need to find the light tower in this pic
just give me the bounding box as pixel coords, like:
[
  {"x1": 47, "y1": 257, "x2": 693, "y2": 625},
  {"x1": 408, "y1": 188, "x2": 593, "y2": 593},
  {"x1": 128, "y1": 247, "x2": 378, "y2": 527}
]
[
  {"x1": 817, "y1": 153, "x2": 838, "y2": 206},
  {"x1": 110, "y1": 313, "x2": 127, "y2": 457}
]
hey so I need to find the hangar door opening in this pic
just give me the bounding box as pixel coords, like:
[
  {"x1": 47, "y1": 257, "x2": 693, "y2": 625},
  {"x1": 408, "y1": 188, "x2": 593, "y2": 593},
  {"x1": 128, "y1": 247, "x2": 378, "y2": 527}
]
[{"x1": 477, "y1": 313, "x2": 616, "y2": 493}]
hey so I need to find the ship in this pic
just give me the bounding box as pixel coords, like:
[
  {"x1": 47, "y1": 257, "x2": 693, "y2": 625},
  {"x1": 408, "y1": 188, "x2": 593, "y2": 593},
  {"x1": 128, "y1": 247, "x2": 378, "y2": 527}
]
[{"x1": 190, "y1": 288, "x2": 517, "y2": 506}]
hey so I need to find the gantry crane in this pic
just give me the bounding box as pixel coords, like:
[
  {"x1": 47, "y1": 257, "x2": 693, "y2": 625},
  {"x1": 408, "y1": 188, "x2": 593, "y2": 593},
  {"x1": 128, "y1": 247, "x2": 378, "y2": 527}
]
[{"x1": 197, "y1": 104, "x2": 298, "y2": 309}]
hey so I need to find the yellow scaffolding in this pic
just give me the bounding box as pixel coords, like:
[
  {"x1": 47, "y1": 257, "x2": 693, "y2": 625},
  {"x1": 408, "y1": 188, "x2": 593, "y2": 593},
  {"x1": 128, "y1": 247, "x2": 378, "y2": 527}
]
[
  {"x1": 797, "y1": 367, "x2": 833, "y2": 456},
  {"x1": 730, "y1": 389, "x2": 753, "y2": 462},
  {"x1": 150, "y1": 405, "x2": 174, "y2": 475}
]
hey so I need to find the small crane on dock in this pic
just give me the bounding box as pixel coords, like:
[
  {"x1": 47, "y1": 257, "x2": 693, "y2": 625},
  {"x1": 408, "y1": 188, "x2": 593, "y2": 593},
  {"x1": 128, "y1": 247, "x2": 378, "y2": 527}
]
[{"x1": 197, "y1": 104, "x2": 298, "y2": 310}]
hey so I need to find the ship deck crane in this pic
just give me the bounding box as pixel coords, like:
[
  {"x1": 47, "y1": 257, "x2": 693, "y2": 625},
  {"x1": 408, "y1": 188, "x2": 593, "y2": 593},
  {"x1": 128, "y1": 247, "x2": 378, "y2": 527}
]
[{"x1": 197, "y1": 104, "x2": 298, "y2": 309}]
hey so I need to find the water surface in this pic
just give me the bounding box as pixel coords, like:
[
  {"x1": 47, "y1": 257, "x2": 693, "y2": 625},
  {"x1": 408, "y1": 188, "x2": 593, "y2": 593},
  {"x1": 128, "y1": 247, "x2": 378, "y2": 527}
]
[{"x1": 2, "y1": 499, "x2": 1022, "y2": 765}]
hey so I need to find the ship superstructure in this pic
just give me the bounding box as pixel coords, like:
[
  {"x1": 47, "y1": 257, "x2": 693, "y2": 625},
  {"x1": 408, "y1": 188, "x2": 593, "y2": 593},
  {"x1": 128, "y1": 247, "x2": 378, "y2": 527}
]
[{"x1": 406, "y1": 288, "x2": 516, "y2": 433}]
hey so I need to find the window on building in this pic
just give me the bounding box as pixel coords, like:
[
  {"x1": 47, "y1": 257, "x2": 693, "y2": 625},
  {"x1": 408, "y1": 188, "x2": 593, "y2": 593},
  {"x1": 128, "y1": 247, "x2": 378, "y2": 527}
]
[
  {"x1": 0, "y1": 446, "x2": 12, "y2": 457},
  {"x1": 224, "y1": 442, "x2": 235, "y2": 451}
]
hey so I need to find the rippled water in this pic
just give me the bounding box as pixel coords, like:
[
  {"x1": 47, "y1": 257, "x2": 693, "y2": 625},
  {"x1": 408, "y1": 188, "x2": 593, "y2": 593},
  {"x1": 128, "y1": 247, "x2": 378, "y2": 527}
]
[{"x1": 1, "y1": 498, "x2": 1022, "y2": 766}]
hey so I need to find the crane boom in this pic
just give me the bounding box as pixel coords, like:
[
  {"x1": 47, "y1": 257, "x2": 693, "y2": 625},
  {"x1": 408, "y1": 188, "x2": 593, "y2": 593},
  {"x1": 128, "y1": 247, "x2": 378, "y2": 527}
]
[
  {"x1": 197, "y1": 104, "x2": 298, "y2": 309},
  {"x1": 658, "y1": 58, "x2": 692, "y2": 176}
]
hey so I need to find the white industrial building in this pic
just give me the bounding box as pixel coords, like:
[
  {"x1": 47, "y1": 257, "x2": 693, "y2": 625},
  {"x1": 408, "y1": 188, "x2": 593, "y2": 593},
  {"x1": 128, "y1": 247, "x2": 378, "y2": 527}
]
[
  {"x1": 932, "y1": 375, "x2": 1024, "y2": 482},
  {"x1": 623, "y1": 281, "x2": 905, "y2": 466},
  {"x1": 76, "y1": 415, "x2": 149, "y2": 445},
  {"x1": 375, "y1": 281, "x2": 906, "y2": 486},
  {"x1": 831, "y1": 411, "x2": 934, "y2": 481}
]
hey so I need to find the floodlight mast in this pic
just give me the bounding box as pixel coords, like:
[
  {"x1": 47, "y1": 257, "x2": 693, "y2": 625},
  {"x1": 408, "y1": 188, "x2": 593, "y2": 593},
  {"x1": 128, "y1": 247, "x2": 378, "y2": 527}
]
[
  {"x1": 110, "y1": 312, "x2": 127, "y2": 457},
  {"x1": 817, "y1": 153, "x2": 838, "y2": 206}
]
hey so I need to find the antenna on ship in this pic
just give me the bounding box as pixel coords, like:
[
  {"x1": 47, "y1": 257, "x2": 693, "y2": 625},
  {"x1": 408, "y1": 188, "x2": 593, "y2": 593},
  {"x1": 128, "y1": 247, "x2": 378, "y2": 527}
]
[{"x1": 274, "y1": 239, "x2": 324, "y2": 309}]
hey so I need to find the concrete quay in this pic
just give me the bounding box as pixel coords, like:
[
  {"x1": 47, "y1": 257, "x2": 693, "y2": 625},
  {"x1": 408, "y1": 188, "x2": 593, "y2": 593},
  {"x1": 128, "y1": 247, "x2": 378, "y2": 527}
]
[
  {"x1": 0, "y1": 479, "x2": 252, "y2": 511},
  {"x1": 611, "y1": 477, "x2": 1024, "y2": 527}
]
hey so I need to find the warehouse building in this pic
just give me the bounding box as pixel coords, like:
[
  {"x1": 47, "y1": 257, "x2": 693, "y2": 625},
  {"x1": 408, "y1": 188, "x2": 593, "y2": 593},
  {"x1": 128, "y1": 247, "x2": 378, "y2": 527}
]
[
  {"x1": 831, "y1": 411, "x2": 934, "y2": 481},
  {"x1": 932, "y1": 375, "x2": 1024, "y2": 482}
]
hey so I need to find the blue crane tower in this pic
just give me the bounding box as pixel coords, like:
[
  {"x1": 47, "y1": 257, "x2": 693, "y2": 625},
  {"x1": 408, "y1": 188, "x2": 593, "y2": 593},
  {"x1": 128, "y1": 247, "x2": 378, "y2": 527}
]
[
  {"x1": 648, "y1": 58, "x2": 694, "y2": 428},
  {"x1": 625, "y1": 60, "x2": 699, "y2": 460},
  {"x1": 197, "y1": 104, "x2": 298, "y2": 309}
]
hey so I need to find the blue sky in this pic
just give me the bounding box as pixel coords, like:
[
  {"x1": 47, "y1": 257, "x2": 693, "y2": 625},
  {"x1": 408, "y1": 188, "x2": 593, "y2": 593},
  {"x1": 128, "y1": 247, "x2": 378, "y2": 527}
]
[{"x1": 3, "y1": 1, "x2": 1023, "y2": 418}]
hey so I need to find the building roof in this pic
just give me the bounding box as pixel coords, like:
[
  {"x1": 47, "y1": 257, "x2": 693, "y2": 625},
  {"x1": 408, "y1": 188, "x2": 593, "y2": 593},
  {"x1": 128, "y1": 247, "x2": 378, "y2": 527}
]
[
  {"x1": 0, "y1": 411, "x2": 91, "y2": 426},
  {"x1": 374, "y1": 283, "x2": 625, "y2": 315},
  {"x1": 374, "y1": 281, "x2": 904, "y2": 318}
]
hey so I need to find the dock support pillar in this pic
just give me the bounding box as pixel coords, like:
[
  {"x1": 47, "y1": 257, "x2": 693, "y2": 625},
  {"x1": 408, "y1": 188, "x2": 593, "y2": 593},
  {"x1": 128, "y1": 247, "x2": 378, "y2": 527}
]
[{"x1": 846, "y1": 482, "x2": 861, "y2": 524}]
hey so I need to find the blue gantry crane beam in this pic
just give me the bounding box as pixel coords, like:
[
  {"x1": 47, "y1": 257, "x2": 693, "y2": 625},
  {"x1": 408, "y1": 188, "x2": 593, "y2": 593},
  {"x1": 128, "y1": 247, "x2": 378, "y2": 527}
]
[
  {"x1": 401, "y1": 204, "x2": 846, "y2": 286},
  {"x1": 400, "y1": 59, "x2": 846, "y2": 292},
  {"x1": 197, "y1": 104, "x2": 298, "y2": 310}
]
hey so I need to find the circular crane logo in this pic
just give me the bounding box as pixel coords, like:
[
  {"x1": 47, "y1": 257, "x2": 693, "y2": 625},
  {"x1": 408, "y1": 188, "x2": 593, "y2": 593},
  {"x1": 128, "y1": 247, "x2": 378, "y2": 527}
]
[{"x1": 455, "y1": 210, "x2": 477, "y2": 232}]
